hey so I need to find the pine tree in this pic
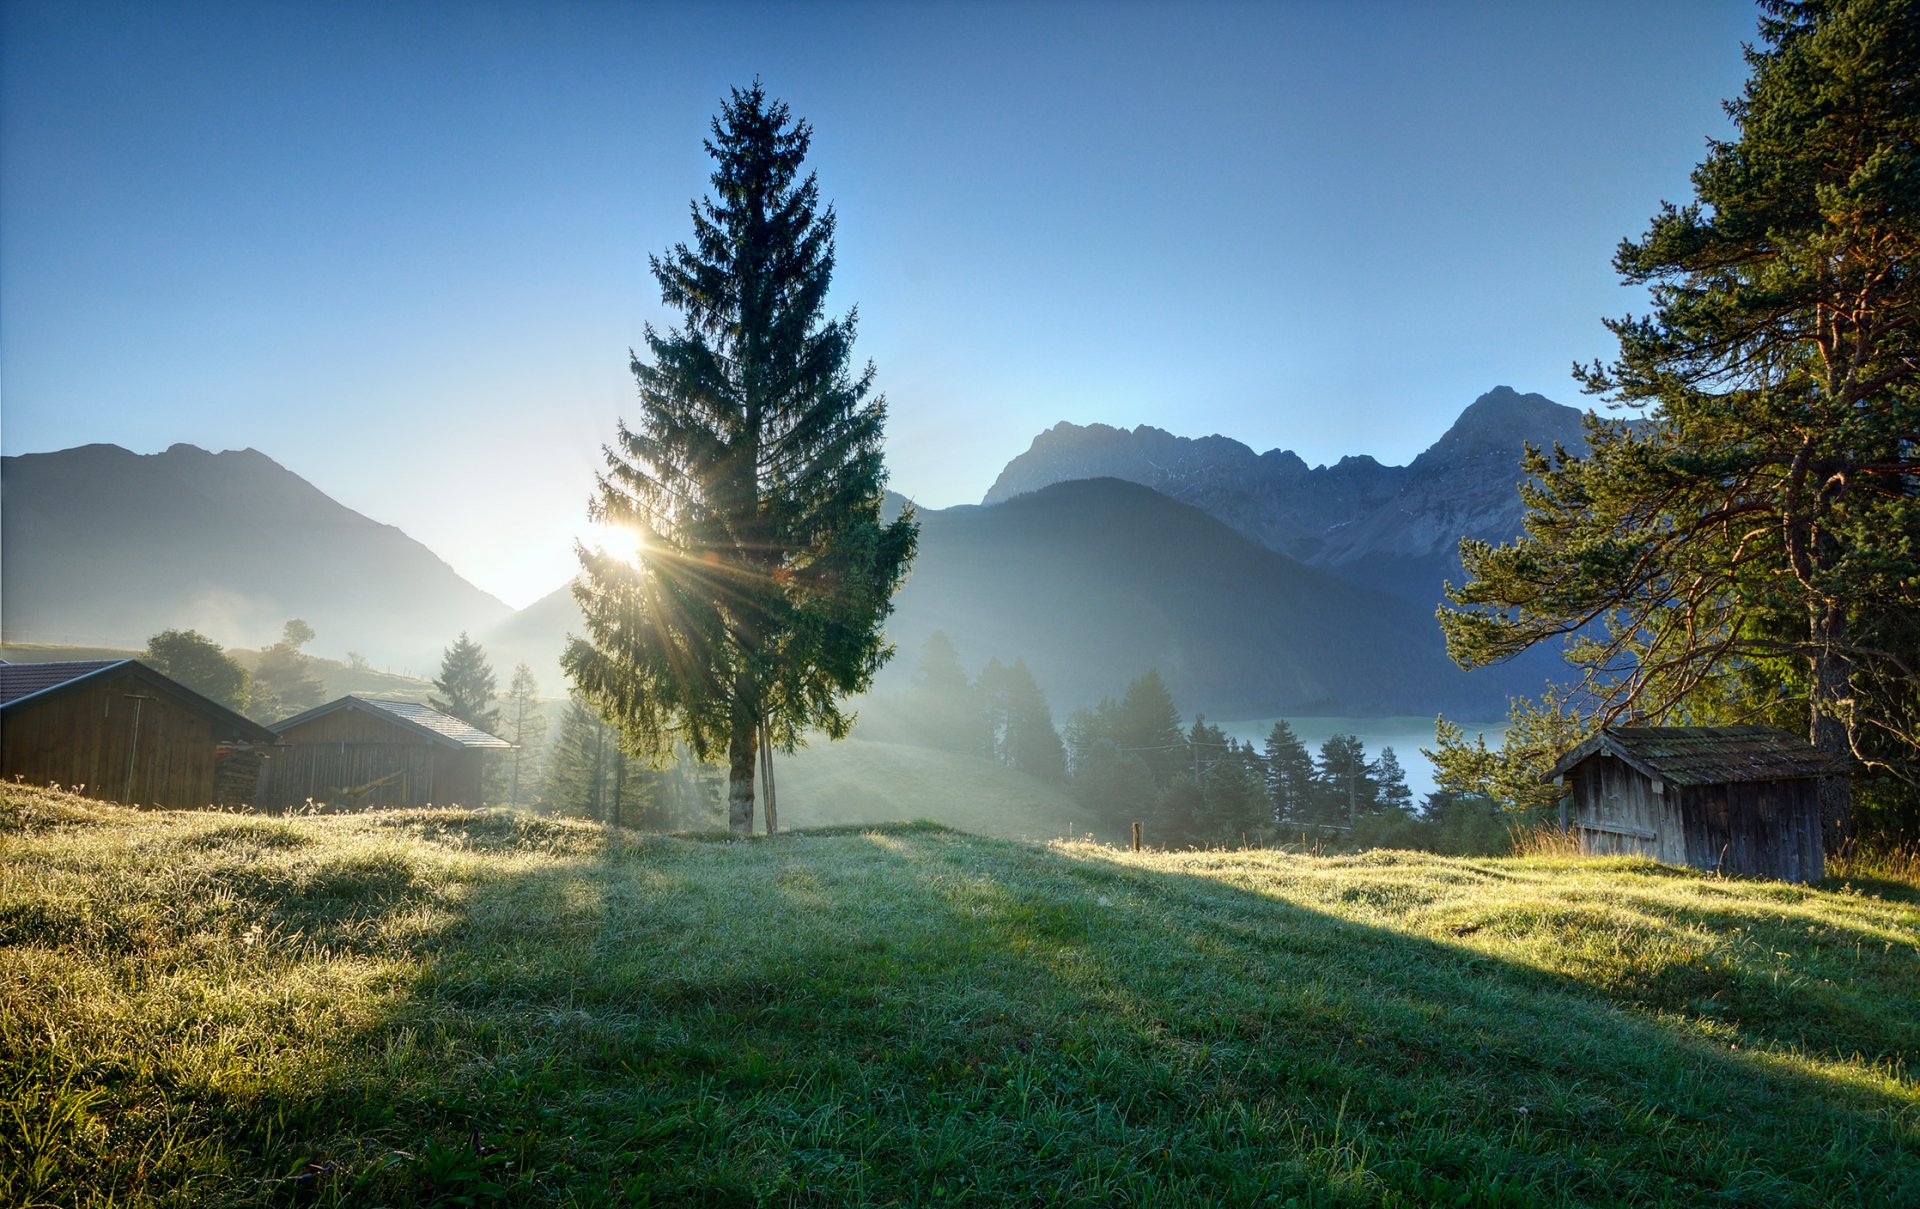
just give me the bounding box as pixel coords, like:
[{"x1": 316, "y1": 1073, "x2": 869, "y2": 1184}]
[
  {"x1": 249, "y1": 619, "x2": 323, "y2": 723},
  {"x1": 431, "y1": 633, "x2": 499, "y2": 733},
  {"x1": 1114, "y1": 669, "x2": 1186, "y2": 786},
  {"x1": 1263, "y1": 720, "x2": 1315, "y2": 826},
  {"x1": 978, "y1": 658, "x2": 1067, "y2": 781},
  {"x1": 500, "y1": 663, "x2": 549, "y2": 807},
  {"x1": 1313, "y1": 734, "x2": 1375, "y2": 830},
  {"x1": 902, "y1": 630, "x2": 985, "y2": 754},
  {"x1": 1369, "y1": 746, "x2": 1415, "y2": 817},
  {"x1": 565, "y1": 83, "x2": 917, "y2": 836},
  {"x1": 1439, "y1": 1, "x2": 1920, "y2": 841},
  {"x1": 144, "y1": 628, "x2": 249, "y2": 713}
]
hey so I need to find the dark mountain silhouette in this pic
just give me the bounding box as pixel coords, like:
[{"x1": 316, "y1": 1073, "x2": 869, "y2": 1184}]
[
  {"x1": 1, "y1": 443, "x2": 511, "y2": 662},
  {"x1": 490, "y1": 480, "x2": 1543, "y2": 717},
  {"x1": 983, "y1": 386, "x2": 1591, "y2": 606}
]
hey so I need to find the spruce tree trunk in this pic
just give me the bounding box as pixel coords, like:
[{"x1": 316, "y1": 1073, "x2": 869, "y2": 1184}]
[
  {"x1": 760, "y1": 721, "x2": 778, "y2": 834},
  {"x1": 728, "y1": 673, "x2": 758, "y2": 836},
  {"x1": 1809, "y1": 605, "x2": 1853, "y2": 852}
]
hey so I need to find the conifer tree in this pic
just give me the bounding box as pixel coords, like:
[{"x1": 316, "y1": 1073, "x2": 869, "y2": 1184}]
[
  {"x1": 1313, "y1": 734, "x2": 1375, "y2": 830},
  {"x1": 565, "y1": 83, "x2": 917, "y2": 836},
  {"x1": 1263, "y1": 720, "x2": 1315, "y2": 825},
  {"x1": 1438, "y1": 0, "x2": 1920, "y2": 840},
  {"x1": 1114, "y1": 669, "x2": 1186, "y2": 786},
  {"x1": 979, "y1": 658, "x2": 1067, "y2": 781},
  {"x1": 500, "y1": 663, "x2": 549, "y2": 807},
  {"x1": 431, "y1": 633, "x2": 499, "y2": 733},
  {"x1": 1369, "y1": 747, "x2": 1415, "y2": 817},
  {"x1": 903, "y1": 631, "x2": 985, "y2": 754}
]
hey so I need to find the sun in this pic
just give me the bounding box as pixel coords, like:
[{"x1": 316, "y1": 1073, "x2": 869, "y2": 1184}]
[{"x1": 584, "y1": 520, "x2": 646, "y2": 566}]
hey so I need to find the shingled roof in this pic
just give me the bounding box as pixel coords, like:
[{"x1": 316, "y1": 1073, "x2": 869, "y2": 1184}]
[
  {"x1": 1547, "y1": 725, "x2": 1834, "y2": 786},
  {"x1": 0, "y1": 660, "x2": 125, "y2": 707},
  {"x1": 0, "y1": 659, "x2": 278, "y2": 741},
  {"x1": 273, "y1": 696, "x2": 513, "y2": 749}
]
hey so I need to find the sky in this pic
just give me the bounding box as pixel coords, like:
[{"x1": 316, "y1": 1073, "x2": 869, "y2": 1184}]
[{"x1": 2, "y1": 0, "x2": 1756, "y2": 608}]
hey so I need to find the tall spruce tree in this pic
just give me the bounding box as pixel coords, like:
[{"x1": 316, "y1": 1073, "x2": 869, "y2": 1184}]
[
  {"x1": 500, "y1": 663, "x2": 549, "y2": 807},
  {"x1": 565, "y1": 84, "x2": 916, "y2": 835},
  {"x1": 1437, "y1": 0, "x2": 1920, "y2": 841},
  {"x1": 431, "y1": 633, "x2": 499, "y2": 733},
  {"x1": 1263, "y1": 720, "x2": 1315, "y2": 826}
]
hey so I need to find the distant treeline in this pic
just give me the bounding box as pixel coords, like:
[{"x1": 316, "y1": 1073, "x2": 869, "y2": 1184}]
[{"x1": 862, "y1": 632, "x2": 1517, "y2": 855}]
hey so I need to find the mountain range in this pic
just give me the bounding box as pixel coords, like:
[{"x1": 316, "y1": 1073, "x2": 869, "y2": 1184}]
[
  {"x1": 984, "y1": 386, "x2": 1589, "y2": 604},
  {"x1": 1, "y1": 386, "x2": 1587, "y2": 716},
  {"x1": 1, "y1": 442, "x2": 511, "y2": 662}
]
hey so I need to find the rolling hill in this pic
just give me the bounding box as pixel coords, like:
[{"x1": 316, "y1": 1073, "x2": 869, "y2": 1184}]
[{"x1": 8, "y1": 785, "x2": 1914, "y2": 1206}]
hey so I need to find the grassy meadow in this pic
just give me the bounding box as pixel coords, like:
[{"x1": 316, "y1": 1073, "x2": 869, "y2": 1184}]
[{"x1": 3, "y1": 783, "x2": 1916, "y2": 1207}]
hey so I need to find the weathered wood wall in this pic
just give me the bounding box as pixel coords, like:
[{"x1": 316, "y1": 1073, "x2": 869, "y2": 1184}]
[
  {"x1": 1569, "y1": 753, "x2": 1825, "y2": 882},
  {"x1": 259, "y1": 706, "x2": 486, "y2": 810},
  {"x1": 1678, "y1": 779, "x2": 1824, "y2": 882},
  {"x1": 2, "y1": 672, "x2": 222, "y2": 807},
  {"x1": 1570, "y1": 754, "x2": 1687, "y2": 864}
]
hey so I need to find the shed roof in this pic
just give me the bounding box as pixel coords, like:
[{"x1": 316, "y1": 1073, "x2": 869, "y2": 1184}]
[
  {"x1": 1547, "y1": 725, "x2": 1833, "y2": 786},
  {"x1": 273, "y1": 696, "x2": 513, "y2": 749},
  {"x1": 0, "y1": 659, "x2": 279, "y2": 742}
]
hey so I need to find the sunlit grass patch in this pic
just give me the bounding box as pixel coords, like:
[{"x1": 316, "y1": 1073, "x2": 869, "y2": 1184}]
[{"x1": 3, "y1": 782, "x2": 1916, "y2": 1206}]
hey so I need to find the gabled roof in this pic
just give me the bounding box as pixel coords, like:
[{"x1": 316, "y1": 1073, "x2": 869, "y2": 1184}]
[
  {"x1": 1547, "y1": 725, "x2": 1833, "y2": 786},
  {"x1": 0, "y1": 659, "x2": 279, "y2": 742},
  {"x1": 273, "y1": 696, "x2": 513, "y2": 749}
]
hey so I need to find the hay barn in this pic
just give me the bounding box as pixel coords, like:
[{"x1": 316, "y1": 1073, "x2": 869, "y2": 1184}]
[
  {"x1": 261, "y1": 696, "x2": 511, "y2": 810},
  {"x1": 1546, "y1": 725, "x2": 1832, "y2": 883},
  {"x1": 0, "y1": 659, "x2": 277, "y2": 808}
]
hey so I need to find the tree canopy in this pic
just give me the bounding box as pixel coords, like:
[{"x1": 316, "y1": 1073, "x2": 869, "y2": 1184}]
[
  {"x1": 143, "y1": 628, "x2": 249, "y2": 713},
  {"x1": 1438, "y1": 0, "x2": 1920, "y2": 841},
  {"x1": 564, "y1": 83, "x2": 916, "y2": 834}
]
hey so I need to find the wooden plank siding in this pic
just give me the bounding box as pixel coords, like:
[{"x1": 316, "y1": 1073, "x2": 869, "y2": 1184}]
[
  {"x1": 1678, "y1": 780, "x2": 1825, "y2": 883},
  {"x1": 259, "y1": 704, "x2": 488, "y2": 810},
  {"x1": 1569, "y1": 754, "x2": 1686, "y2": 863},
  {"x1": 2, "y1": 672, "x2": 222, "y2": 807},
  {"x1": 1565, "y1": 751, "x2": 1825, "y2": 882}
]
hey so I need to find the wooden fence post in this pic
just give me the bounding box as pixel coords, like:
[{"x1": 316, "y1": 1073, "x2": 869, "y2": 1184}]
[{"x1": 1131, "y1": 821, "x2": 1142, "y2": 852}]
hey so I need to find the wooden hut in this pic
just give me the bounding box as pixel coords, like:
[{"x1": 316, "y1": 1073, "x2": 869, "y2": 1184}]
[
  {"x1": 0, "y1": 659, "x2": 278, "y2": 808},
  {"x1": 260, "y1": 696, "x2": 511, "y2": 810},
  {"x1": 1545, "y1": 726, "x2": 1831, "y2": 883}
]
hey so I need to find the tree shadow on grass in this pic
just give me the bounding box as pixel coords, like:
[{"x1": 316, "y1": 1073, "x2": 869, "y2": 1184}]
[{"x1": 24, "y1": 810, "x2": 1916, "y2": 1207}]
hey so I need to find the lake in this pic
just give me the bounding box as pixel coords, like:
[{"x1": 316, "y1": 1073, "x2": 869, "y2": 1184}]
[{"x1": 1211, "y1": 714, "x2": 1508, "y2": 804}]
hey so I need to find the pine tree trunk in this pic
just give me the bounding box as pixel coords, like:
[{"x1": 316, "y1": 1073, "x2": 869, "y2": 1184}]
[
  {"x1": 728, "y1": 673, "x2": 758, "y2": 836},
  {"x1": 760, "y1": 719, "x2": 778, "y2": 834},
  {"x1": 1809, "y1": 604, "x2": 1853, "y2": 852}
]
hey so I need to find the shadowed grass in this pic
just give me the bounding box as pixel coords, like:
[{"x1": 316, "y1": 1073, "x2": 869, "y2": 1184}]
[{"x1": 2, "y1": 783, "x2": 1915, "y2": 1206}]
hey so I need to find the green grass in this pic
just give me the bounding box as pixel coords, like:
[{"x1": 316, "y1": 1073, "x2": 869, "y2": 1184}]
[
  {"x1": 2, "y1": 783, "x2": 1916, "y2": 1207},
  {"x1": 776, "y1": 738, "x2": 1108, "y2": 841}
]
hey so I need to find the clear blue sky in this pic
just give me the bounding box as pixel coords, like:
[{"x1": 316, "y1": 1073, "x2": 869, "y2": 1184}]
[{"x1": 2, "y1": 0, "x2": 1754, "y2": 607}]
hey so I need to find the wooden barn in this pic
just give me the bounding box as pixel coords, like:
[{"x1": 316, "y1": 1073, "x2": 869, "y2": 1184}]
[
  {"x1": 1546, "y1": 726, "x2": 1832, "y2": 883},
  {"x1": 0, "y1": 659, "x2": 278, "y2": 808},
  {"x1": 260, "y1": 696, "x2": 511, "y2": 810}
]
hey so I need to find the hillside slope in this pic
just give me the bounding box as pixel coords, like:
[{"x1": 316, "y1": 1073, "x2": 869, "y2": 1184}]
[
  {"x1": 0, "y1": 443, "x2": 510, "y2": 662},
  {"x1": 774, "y1": 737, "x2": 1106, "y2": 841},
  {"x1": 4, "y1": 785, "x2": 1914, "y2": 1206}
]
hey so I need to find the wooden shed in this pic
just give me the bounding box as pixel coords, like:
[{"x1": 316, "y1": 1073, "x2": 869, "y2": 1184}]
[
  {"x1": 260, "y1": 696, "x2": 511, "y2": 810},
  {"x1": 0, "y1": 659, "x2": 278, "y2": 808},
  {"x1": 1546, "y1": 726, "x2": 1832, "y2": 883}
]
